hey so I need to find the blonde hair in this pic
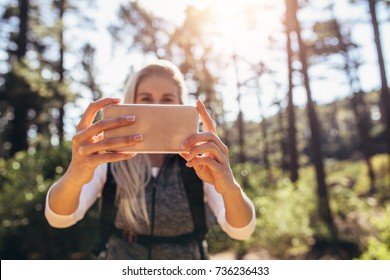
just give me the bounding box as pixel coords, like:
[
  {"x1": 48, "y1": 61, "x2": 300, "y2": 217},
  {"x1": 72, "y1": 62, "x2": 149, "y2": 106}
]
[
  {"x1": 111, "y1": 60, "x2": 188, "y2": 232},
  {"x1": 123, "y1": 59, "x2": 188, "y2": 104}
]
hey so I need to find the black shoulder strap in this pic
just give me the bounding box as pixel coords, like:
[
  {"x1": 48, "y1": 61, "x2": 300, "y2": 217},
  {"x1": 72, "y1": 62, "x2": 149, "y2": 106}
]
[
  {"x1": 178, "y1": 156, "x2": 208, "y2": 259},
  {"x1": 178, "y1": 156, "x2": 207, "y2": 236},
  {"x1": 100, "y1": 162, "x2": 118, "y2": 226},
  {"x1": 95, "y1": 162, "x2": 120, "y2": 255}
]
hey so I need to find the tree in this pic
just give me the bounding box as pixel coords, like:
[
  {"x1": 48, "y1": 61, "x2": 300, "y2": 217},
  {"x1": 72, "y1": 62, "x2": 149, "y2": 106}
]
[
  {"x1": 334, "y1": 17, "x2": 376, "y2": 191},
  {"x1": 0, "y1": 0, "x2": 86, "y2": 155},
  {"x1": 109, "y1": 2, "x2": 225, "y2": 126},
  {"x1": 81, "y1": 43, "x2": 102, "y2": 101},
  {"x1": 273, "y1": 98, "x2": 289, "y2": 172},
  {"x1": 0, "y1": 0, "x2": 45, "y2": 156},
  {"x1": 253, "y1": 65, "x2": 271, "y2": 172},
  {"x1": 306, "y1": 4, "x2": 376, "y2": 192},
  {"x1": 108, "y1": 1, "x2": 171, "y2": 59},
  {"x1": 285, "y1": 1, "x2": 299, "y2": 182},
  {"x1": 53, "y1": 0, "x2": 66, "y2": 144},
  {"x1": 367, "y1": 0, "x2": 390, "y2": 161},
  {"x1": 286, "y1": 0, "x2": 338, "y2": 240},
  {"x1": 232, "y1": 53, "x2": 246, "y2": 165}
]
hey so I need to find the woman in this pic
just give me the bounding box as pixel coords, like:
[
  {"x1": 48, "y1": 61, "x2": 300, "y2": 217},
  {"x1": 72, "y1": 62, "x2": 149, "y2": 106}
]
[{"x1": 45, "y1": 60, "x2": 255, "y2": 259}]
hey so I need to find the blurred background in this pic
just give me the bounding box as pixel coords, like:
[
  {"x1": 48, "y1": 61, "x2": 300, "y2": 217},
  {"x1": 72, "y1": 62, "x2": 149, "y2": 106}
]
[{"x1": 0, "y1": 0, "x2": 390, "y2": 260}]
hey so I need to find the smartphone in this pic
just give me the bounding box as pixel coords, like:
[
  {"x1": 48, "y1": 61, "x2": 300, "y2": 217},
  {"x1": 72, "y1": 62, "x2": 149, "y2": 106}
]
[{"x1": 103, "y1": 104, "x2": 199, "y2": 153}]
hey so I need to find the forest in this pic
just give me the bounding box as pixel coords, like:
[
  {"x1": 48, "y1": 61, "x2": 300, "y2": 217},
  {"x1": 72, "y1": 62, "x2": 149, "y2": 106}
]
[{"x1": 0, "y1": 0, "x2": 390, "y2": 260}]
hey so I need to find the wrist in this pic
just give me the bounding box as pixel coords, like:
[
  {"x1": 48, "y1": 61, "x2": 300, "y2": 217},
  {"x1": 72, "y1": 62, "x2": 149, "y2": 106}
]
[
  {"x1": 220, "y1": 180, "x2": 242, "y2": 197},
  {"x1": 65, "y1": 162, "x2": 94, "y2": 187}
]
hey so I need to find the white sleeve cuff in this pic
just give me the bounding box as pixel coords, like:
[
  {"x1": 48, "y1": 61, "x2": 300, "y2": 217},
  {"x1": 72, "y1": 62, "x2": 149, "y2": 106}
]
[
  {"x1": 216, "y1": 203, "x2": 256, "y2": 240},
  {"x1": 44, "y1": 186, "x2": 81, "y2": 228}
]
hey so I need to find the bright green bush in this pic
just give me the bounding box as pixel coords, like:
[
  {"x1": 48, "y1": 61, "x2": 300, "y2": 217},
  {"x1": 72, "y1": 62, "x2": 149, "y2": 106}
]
[
  {"x1": 0, "y1": 144, "x2": 100, "y2": 259},
  {"x1": 359, "y1": 202, "x2": 390, "y2": 260}
]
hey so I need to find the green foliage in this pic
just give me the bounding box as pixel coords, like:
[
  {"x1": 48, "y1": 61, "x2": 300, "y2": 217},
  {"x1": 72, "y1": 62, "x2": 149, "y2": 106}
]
[
  {"x1": 372, "y1": 154, "x2": 390, "y2": 201},
  {"x1": 0, "y1": 144, "x2": 100, "y2": 259},
  {"x1": 252, "y1": 174, "x2": 315, "y2": 258},
  {"x1": 208, "y1": 162, "x2": 317, "y2": 259},
  {"x1": 359, "y1": 203, "x2": 390, "y2": 260},
  {"x1": 208, "y1": 154, "x2": 390, "y2": 259},
  {"x1": 360, "y1": 237, "x2": 390, "y2": 260}
]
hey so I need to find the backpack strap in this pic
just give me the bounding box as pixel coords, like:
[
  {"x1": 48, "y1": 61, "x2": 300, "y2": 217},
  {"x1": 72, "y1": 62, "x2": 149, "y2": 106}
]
[
  {"x1": 178, "y1": 156, "x2": 208, "y2": 259},
  {"x1": 101, "y1": 162, "x2": 118, "y2": 226},
  {"x1": 94, "y1": 162, "x2": 121, "y2": 255}
]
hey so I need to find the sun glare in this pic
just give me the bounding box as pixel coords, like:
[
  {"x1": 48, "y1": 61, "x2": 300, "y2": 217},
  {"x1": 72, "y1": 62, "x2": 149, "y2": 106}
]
[
  {"x1": 139, "y1": 0, "x2": 283, "y2": 62},
  {"x1": 198, "y1": 0, "x2": 285, "y2": 111},
  {"x1": 99, "y1": 0, "x2": 288, "y2": 121},
  {"x1": 199, "y1": 0, "x2": 283, "y2": 62}
]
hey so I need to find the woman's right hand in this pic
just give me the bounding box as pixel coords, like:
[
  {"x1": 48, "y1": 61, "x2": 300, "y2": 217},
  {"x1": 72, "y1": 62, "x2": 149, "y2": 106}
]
[{"x1": 67, "y1": 97, "x2": 142, "y2": 185}]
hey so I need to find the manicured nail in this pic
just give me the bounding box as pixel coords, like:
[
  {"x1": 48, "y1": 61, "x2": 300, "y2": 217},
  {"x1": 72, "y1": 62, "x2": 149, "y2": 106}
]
[
  {"x1": 133, "y1": 134, "x2": 143, "y2": 141},
  {"x1": 125, "y1": 115, "x2": 136, "y2": 122},
  {"x1": 180, "y1": 152, "x2": 189, "y2": 160},
  {"x1": 186, "y1": 161, "x2": 192, "y2": 167},
  {"x1": 181, "y1": 140, "x2": 188, "y2": 149}
]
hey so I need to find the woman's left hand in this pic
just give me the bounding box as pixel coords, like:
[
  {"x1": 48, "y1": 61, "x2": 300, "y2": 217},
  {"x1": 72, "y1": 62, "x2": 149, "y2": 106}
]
[{"x1": 180, "y1": 100, "x2": 239, "y2": 195}]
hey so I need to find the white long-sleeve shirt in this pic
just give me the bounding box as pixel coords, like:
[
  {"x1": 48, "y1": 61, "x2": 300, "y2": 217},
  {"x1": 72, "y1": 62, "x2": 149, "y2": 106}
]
[{"x1": 45, "y1": 163, "x2": 256, "y2": 240}]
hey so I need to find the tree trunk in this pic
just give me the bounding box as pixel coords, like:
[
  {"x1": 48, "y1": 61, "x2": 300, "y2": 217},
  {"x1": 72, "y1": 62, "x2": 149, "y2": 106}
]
[
  {"x1": 254, "y1": 75, "x2": 270, "y2": 171},
  {"x1": 10, "y1": 100, "x2": 29, "y2": 155},
  {"x1": 232, "y1": 53, "x2": 248, "y2": 188},
  {"x1": 285, "y1": 2, "x2": 299, "y2": 182},
  {"x1": 236, "y1": 111, "x2": 246, "y2": 164},
  {"x1": 16, "y1": 0, "x2": 28, "y2": 60},
  {"x1": 368, "y1": 0, "x2": 390, "y2": 158},
  {"x1": 56, "y1": 0, "x2": 66, "y2": 144},
  {"x1": 350, "y1": 93, "x2": 376, "y2": 193},
  {"x1": 275, "y1": 101, "x2": 288, "y2": 172},
  {"x1": 232, "y1": 54, "x2": 246, "y2": 165},
  {"x1": 290, "y1": 0, "x2": 338, "y2": 240},
  {"x1": 260, "y1": 119, "x2": 270, "y2": 170},
  {"x1": 331, "y1": 7, "x2": 377, "y2": 193},
  {"x1": 9, "y1": 0, "x2": 30, "y2": 155},
  {"x1": 329, "y1": 102, "x2": 342, "y2": 157}
]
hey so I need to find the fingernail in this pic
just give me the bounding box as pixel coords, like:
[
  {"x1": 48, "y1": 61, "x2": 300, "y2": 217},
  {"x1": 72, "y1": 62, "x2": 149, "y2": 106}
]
[
  {"x1": 125, "y1": 116, "x2": 136, "y2": 122},
  {"x1": 133, "y1": 134, "x2": 143, "y2": 141},
  {"x1": 180, "y1": 152, "x2": 189, "y2": 160},
  {"x1": 186, "y1": 161, "x2": 192, "y2": 167},
  {"x1": 181, "y1": 139, "x2": 188, "y2": 149}
]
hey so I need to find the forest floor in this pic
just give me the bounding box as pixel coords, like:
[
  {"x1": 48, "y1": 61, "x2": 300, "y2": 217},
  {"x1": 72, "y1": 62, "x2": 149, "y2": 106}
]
[
  {"x1": 210, "y1": 247, "x2": 276, "y2": 260},
  {"x1": 209, "y1": 206, "x2": 381, "y2": 260}
]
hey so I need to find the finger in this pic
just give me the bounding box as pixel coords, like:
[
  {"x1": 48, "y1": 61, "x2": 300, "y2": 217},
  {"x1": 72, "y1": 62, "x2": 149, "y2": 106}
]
[
  {"x1": 79, "y1": 134, "x2": 143, "y2": 156},
  {"x1": 74, "y1": 115, "x2": 135, "y2": 143},
  {"x1": 196, "y1": 99, "x2": 216, "y2": 133},
  {"x1": 181, "y1": 131, "x2": 228, "y2": 155},
  {"x1": 93, "y1": 152, "x2": 138, "y2": 165},
  {"x1": 187, "y1": 156, "x2": 223, "y2": 174},
  {"x1": 96, "y1": 133, "x2": 104, "y2": 141},
  {"x1": 179, "y1": 152, "x2": 190, "y2": 160},
  {"x1": 77, "y1": 98, "x2": 121, "y2": 132},
  {"x1": 185, "y1": 142, "x2": 227, "y2": 165}
]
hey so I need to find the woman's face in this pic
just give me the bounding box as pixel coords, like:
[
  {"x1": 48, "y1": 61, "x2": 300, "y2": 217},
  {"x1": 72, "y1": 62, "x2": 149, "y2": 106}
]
[{"x1": 134, "y1": 75, "x2": 181, "y2": 104}]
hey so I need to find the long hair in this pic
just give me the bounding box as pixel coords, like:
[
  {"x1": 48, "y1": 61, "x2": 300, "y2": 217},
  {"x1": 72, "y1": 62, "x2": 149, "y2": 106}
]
[{"x1": 110, "y1": 60, "x2": 188, "y2": 232}]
